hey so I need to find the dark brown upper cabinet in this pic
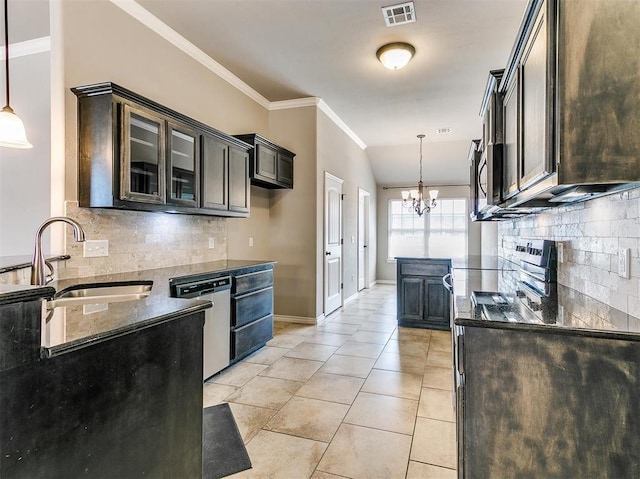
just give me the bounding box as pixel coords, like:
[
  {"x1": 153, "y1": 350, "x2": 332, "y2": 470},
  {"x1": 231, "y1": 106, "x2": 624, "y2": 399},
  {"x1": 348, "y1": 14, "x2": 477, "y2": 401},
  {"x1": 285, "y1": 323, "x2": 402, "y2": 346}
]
[
  {"x1": 72, "y1": 82, "x2": 251, "y2": 217},
  {"x1": 471, "y1": 0, "x2": 640, "y2": 220},
  {"x1": 234, "y1": 134, "x2": 295, "y2": 189}
]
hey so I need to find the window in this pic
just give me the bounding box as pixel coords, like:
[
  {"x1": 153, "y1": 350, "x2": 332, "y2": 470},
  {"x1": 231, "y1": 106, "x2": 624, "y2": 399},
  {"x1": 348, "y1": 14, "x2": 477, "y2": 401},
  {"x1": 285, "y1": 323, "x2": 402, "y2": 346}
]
[{"x1": 388, "y1": 198, "x2": 467, "y2": 259}]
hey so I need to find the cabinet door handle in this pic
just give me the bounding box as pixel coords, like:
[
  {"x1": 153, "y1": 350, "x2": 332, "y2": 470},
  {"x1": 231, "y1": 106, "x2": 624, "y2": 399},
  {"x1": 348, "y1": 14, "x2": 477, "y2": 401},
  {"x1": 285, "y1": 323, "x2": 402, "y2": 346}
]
[
  {"x1": 325, "y1": 251, "x2": 331, "y2": 256},
  {"x1": 442, "y1": 273, "x2": 453, "y2": 292}
]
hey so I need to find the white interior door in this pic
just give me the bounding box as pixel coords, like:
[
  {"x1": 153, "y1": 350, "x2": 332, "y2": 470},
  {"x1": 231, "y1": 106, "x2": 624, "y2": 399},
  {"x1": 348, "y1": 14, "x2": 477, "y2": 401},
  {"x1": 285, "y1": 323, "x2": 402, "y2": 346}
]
[
  {"x1": 358, "y1": 188, "x2": 370, "y2": 291},
  {"x1": 324, "y1": 172, "x2": 343, "y2": 315}
]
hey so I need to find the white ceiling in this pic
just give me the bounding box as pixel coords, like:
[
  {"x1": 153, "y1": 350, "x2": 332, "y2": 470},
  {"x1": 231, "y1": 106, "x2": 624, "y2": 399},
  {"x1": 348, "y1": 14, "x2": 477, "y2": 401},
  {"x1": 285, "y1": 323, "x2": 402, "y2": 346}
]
[{"x1": 12, "y1": 0, "x2": 528, "y2": 186}]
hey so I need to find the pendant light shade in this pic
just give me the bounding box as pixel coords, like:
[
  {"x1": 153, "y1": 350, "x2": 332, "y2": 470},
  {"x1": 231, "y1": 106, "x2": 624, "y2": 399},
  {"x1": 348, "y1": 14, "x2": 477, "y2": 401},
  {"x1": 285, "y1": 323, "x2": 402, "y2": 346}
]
[{"x1": 0, "y1": 0, "x2": 32, "y2": 149}]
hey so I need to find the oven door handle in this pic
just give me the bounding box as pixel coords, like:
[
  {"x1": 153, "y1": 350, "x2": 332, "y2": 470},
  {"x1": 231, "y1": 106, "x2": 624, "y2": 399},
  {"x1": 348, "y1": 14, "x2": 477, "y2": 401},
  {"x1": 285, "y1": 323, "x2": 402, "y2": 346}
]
[{"x1": 442, "y1": 273, "x2": 453, "y2": 293}]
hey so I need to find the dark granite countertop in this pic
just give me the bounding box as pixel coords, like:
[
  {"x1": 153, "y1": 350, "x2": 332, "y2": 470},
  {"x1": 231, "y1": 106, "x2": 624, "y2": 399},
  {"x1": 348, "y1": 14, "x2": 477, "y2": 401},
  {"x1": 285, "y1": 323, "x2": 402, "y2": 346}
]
[
  {"x1": 0, "y1": 259, "x2": 275, "y2": 357},
  {"x1": 453, "y1": 268, "x2": 640, "y2": 341}
]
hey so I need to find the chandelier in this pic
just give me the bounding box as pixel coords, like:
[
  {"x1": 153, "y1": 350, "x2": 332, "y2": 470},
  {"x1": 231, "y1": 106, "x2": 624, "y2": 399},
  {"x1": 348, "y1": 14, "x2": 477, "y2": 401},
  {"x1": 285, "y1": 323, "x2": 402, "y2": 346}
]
[{"x1": 401, "y1": 134, "x2": 438, "y2": 216}]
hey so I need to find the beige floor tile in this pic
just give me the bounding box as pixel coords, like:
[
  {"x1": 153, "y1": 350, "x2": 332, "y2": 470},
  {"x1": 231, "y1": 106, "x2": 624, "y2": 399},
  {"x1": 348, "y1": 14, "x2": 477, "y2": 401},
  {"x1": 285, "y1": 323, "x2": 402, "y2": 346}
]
[
  {"x1": 406, "y1": 461, "x2": 456, "y2": 479},
  {"x1": 392, "y1": 327, "x2": 432, "y2": 341},
  {"x1": 362, "y1": 368, "x2": 423, "y2": 400},
  {"x1": 226, "y1": 402, "x2": 276, "y2": 444},
  {"x1": 374, "y1": 351, "x2": 427, "y2": 375},
  {"x1": 228, "y1": 430, "x2": 326, "y2": 479},
  {"x1": 335, "y1": 341, "x2": 385, "y2": 359},
  {"x1": 411, "y1": 418, "x2": 456, "y2": 469},
  {"x1": 328, "y1": 314, "x2": 368, "y2": 325},
  {"x1": 212, "y1": 362, "x2": 268, "y2": 387},
  {"x1": 243, "y1": 345, "x2": 289, "y2": 365},
  {"x1": 418, "y1": 387, "x2": 455, "y2": 422},
  {"x1": 260, "y1": 356, "x2": 324, "y2": 382},
  {"x1": 319, "y1": 323, "x2": 361, "y2": 335},
  {"x1": 303, "y1": 331, "x2": 351, "y2": 347},
  {"x1": 429, "y1": 331, "x2": 453, "y2": 353},
  {"x1": 426, "y1": 350, "x2": 453, "y2": 368},
  {"x1": 203, "y1": 382, "x2": 237, "y2": 407},
  {"x1": 280, "y1": 323, "x2": 318, "y2": 336},
  {"x1": 265, "y1": 396, "x2": 349, "y2": 442},
  {"x1": 266, "y1": 333, "x2": 306, "y2": 349},
  {"x1": 320, "y1": 355, "x2": 376, "y2": 378},
  {"x1": 284, "y1": 342, "x2": 338, "y2": 361},
  {"x1": 349, "y1": 330, "x2": 392, "y2": 344},
  {"x1": 358, "y1": 321, "x2": 397, "y2": 333},
  {"x1": 423, "y1": 366, "x2": 454, "y2": 391},
  {"x1": 343, "y1": 392, "x2": 418, "y2": 435},
  {"x1": 296, "y1": 372, "x2": 365, "y2": 405},
  {"x1": 310, "y1": 471, "x2": 346, "y2": 479},
  {"x1": 225, "y1": 375, "x2": 303, "y2": 409},
  {"x1": 384, "y1": 339, "x2": 429, "y2": 358},
  {"x1": 316, "y1": 424, "x2": 412, "y2": 479}
]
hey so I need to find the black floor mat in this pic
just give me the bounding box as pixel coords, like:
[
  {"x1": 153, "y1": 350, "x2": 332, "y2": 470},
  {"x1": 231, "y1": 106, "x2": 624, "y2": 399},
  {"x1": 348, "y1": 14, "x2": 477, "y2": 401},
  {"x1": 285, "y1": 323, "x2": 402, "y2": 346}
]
[{"x1": 203, "y1": 403, "x2": 252, "y2": 479}]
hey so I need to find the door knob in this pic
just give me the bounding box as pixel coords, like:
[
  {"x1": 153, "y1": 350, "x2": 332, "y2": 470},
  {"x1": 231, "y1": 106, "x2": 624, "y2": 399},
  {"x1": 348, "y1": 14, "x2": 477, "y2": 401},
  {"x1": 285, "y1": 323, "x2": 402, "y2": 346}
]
[{"x1": 325, "y1": 251, "x2": 331, "y2": 256}]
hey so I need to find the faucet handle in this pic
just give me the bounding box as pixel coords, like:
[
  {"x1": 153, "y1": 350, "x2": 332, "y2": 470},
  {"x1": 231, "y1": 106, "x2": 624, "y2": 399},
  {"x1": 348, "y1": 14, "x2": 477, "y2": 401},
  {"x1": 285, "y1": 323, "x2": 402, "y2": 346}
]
[{"x1": 44, "y1": 260, "x2": 55, "y2": 284}]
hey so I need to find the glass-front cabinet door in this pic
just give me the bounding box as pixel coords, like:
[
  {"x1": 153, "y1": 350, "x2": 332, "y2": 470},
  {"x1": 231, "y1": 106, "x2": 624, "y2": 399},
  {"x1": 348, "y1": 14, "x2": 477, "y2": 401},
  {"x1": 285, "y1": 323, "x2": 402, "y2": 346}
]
[
  {"x1": 121, "y1": 104, "x2": 166, "y2": 204},
  {"x1": 168, "y1": 123, "x2": 199, "y2": 207}
]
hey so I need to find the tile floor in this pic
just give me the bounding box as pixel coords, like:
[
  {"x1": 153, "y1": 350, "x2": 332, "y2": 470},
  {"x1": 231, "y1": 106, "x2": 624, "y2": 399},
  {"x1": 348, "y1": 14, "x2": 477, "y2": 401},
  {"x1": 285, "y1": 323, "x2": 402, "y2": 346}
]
[{"x1": 205, "y1": 284, "x2": 457, "y2": 479}]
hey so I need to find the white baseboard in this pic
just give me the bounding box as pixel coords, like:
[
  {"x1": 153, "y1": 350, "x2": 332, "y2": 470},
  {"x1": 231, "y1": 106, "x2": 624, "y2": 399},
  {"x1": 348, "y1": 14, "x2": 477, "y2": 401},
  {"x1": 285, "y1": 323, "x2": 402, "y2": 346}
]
[
  {"x1": 344, "y1": 292, "x2": 358, "y2": 305},
  {"x1": 274, "y1": 314, "x2": 319, "y2": 325},
  {"x1": 375, "y1": 279, "x2": 397, "y2": 285}
]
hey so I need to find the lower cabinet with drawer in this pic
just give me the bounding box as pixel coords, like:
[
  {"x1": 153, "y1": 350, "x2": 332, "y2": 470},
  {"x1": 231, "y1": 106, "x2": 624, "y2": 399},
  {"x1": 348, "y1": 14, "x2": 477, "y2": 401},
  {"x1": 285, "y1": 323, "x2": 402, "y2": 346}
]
[
  {"x1": 231, "y1": 265, "x2": 275, "y2": 362},
  {"x1": 396, "y1": 257, "x2": 452, "y2": 330}
]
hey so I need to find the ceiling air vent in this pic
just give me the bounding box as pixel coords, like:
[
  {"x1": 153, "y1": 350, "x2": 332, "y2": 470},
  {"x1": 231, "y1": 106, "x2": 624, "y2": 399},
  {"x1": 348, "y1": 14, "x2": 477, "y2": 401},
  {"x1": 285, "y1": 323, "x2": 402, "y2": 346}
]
[{"x1": 382, "y1": 2, "x2": 416, "y2": 27}]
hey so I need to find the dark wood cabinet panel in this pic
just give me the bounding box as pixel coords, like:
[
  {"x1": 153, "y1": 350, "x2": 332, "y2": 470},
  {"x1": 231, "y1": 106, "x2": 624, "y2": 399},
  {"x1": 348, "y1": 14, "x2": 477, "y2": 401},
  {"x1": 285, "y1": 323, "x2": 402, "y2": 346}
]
[
  {"x1": 232, "y1": 314, "x2": 274, "y2": 360},
  {"x1": 397, "y1": 258, "x2": 451, "y2": 330},
  {"x1": 502, "y1": 73, "x2": 520, "y2": 200},
  {"x1": 201, "y1": 134, "x2": 228, "y2": 211},
  {"x1": 72, "y1": 82, "x2": 251, "y2": 217},
  {"x1": 234, "y1": 269, "x2": 274, "y2": 295},
  {"x1": 232, "y1": 287, "x2": 274, "y2": 328},
  {"x1": 234, "y1": 133, "x2": 295, "y2": 189},
  {"x1": 229, "y1": 145, "x2": 250, "y2": 214}
]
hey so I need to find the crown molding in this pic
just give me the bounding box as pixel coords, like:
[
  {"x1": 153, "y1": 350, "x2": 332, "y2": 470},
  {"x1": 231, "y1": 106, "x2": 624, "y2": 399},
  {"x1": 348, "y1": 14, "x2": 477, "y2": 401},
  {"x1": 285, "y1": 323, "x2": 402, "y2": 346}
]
[
  {"x1": 1, "y1": 36, "x2": 50, "y2": 60},
  {"x1": 110, "y1": 0, "x2": 270, "y2": 109},
  {"x1": 111, "y1": 0, "x2": 367, "y2": 149}
]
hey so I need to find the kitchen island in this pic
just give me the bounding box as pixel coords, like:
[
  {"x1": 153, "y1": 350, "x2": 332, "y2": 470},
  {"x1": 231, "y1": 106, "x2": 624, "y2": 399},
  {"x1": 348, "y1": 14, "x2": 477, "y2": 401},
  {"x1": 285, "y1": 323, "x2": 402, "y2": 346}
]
[{"x1": 452, "y1": 266, "x2": 640, "y2": 479}]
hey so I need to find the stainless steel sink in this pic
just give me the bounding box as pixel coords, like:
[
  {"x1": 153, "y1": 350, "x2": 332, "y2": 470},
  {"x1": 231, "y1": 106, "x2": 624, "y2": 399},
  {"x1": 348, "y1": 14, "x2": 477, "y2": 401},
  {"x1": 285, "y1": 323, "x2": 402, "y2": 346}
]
[{"x1": 47, "y1": 281, "x2": 153, "y2": 309}]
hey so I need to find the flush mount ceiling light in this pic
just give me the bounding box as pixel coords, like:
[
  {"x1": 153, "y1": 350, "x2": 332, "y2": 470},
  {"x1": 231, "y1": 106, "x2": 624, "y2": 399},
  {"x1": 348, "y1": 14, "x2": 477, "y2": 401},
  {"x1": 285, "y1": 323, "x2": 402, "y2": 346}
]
[
  {"x1": 402, "y1": 134, "x2": 438, "y2": 216},
  {"x1": 0, "y1": 0, "x2": 32, "y2": 149},
  {"x1": 376, "y1": 42, "x2": 415, "y2": 70}
]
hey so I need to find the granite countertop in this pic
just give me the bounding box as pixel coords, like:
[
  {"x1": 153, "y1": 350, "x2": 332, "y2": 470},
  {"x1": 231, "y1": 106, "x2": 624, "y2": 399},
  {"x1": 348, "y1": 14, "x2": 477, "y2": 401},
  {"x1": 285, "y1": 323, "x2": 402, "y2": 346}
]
[
  {"x1": 453, "y1": 268, "x2": 640, "y2": 340},
  {"x1": 0, "y1": 259, "x2": 275, "y2": 357}
]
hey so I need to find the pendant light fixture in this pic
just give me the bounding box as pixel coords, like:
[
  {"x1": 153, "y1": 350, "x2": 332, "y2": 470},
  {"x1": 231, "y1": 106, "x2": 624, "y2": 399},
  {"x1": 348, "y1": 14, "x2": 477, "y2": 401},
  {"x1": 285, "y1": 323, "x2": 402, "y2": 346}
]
[
  {"x1": 376, "y1": 42, "x2": 415, "y2": 70},
  {"x1": 0, "y1": 0, "x2": 32, "y2": 149},
  {"x1": 401, "y1": 134, "x2": 438, "y2": 216}
]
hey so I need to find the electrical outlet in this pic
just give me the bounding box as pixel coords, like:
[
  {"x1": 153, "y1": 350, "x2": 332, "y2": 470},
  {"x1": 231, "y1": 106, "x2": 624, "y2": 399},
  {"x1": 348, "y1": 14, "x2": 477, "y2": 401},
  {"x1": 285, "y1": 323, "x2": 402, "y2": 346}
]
[
  {"x1": 83, "y1": 240, "x2": 109, "y2": 258},
  {"x1": 618, "y1": 248, "x2": 630, "y2": 279},
  {"x1": 249, "y1": 237, "x2": 254, "y2": 247},
  {"x1": 557, "y1": 243, "x2": 564, "y2": 263},
  {"x1": 208, "y1": 237, "x2": 215, "y2": 249}
]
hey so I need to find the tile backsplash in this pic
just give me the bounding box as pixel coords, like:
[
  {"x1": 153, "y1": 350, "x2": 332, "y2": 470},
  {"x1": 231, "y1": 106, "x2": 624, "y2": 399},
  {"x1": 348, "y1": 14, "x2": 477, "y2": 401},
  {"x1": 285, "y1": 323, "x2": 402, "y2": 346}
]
[
  {"x1": 498, "y1": 187, "x2": 640, "y2": 316},
  {"x1": 58, "y1": 201, "x2": 227, "y2": 279}
]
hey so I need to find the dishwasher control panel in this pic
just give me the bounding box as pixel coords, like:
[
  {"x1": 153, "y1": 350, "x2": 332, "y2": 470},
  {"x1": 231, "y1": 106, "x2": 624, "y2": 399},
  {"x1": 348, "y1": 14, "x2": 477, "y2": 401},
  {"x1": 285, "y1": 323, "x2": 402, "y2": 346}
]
[{"x1": 173, "y1": 276, "x2": 231, "y2": 298}]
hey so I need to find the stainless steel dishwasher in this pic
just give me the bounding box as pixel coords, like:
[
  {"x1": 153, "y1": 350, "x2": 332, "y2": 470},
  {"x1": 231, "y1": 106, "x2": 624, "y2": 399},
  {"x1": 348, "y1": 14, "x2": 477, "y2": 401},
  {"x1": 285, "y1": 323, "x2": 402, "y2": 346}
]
[{"x1": 173, "y1": 276, "x2": 231, "y2": 380}]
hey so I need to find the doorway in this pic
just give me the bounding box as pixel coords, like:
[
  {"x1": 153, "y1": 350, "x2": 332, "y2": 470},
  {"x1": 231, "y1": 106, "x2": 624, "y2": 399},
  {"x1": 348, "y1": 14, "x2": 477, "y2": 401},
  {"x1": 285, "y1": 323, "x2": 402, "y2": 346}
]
[
  {"x1": 358, "y1": 188, "x2": 370, "y2": 291},
  {"x1": 324, "y1": 172, "x2": 343, "y2": 315}
]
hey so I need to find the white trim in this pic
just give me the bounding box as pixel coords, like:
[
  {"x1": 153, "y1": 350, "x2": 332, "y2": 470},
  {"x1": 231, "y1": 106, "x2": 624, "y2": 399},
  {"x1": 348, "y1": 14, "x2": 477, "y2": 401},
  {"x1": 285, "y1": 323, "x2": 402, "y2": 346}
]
[
  {"x1": 344, "y1": 292, "x2": 358, "y2": 305},
  {"x1": 376, "y1": 279, "x2": 397, "y2": 285},
  {"x1": 317, "y1": 99, "x2": 367, "y2": 150},
  {"x1": 110, "y1": 0, "x2": 270, "y2": 109},
  {"x1": 325, "y1": 171, "x2": 344, "y2": 185},
  {"x1": 1, "y1": 37, "x2": 51, "y2": 60},
  {"x1": 369, "y1": 281, "x2": 379, "y2": 288},
  {"x1": 270, "y1": 97, "x2": 319, "y2": 110},
  {"x1": 274, "y1": 314, "x2": 318, "y2": 325}
]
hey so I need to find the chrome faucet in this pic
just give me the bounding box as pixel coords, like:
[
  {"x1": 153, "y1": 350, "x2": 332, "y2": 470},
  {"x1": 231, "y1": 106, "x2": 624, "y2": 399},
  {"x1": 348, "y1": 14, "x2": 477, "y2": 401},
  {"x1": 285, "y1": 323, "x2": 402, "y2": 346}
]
[{"x1": 31, "y1": 217, "x2": 86, "y2": 286}]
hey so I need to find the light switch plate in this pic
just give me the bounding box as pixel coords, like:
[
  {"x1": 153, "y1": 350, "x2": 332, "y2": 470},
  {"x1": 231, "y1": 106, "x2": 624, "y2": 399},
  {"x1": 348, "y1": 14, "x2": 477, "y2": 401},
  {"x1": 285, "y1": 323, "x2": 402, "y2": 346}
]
[
  {"x1": 83, "y1": 240, "x2": 109, "y2": 258},
  {"x1": 618, "y1": 248, "x2": 630, "y2": 279},
  {"x1": 208, "y1": 237, "x2": 215, "y2": 249},
  {"x1": 249, "y1": 237, "x2": 254, "y2": 247}
]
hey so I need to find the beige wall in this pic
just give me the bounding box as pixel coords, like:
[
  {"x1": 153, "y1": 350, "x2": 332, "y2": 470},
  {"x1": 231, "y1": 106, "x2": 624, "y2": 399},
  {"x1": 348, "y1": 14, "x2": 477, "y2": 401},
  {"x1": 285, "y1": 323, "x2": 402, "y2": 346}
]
[
  {"x1": 376, "y1": 185, "x2": 479, "y2": 282},
  {"x1": 317, "y1": 110, "x2": 377, "y2": 313},
  {"x1": 60, "y1": 0, "x2": 268, "y2": 275}
]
